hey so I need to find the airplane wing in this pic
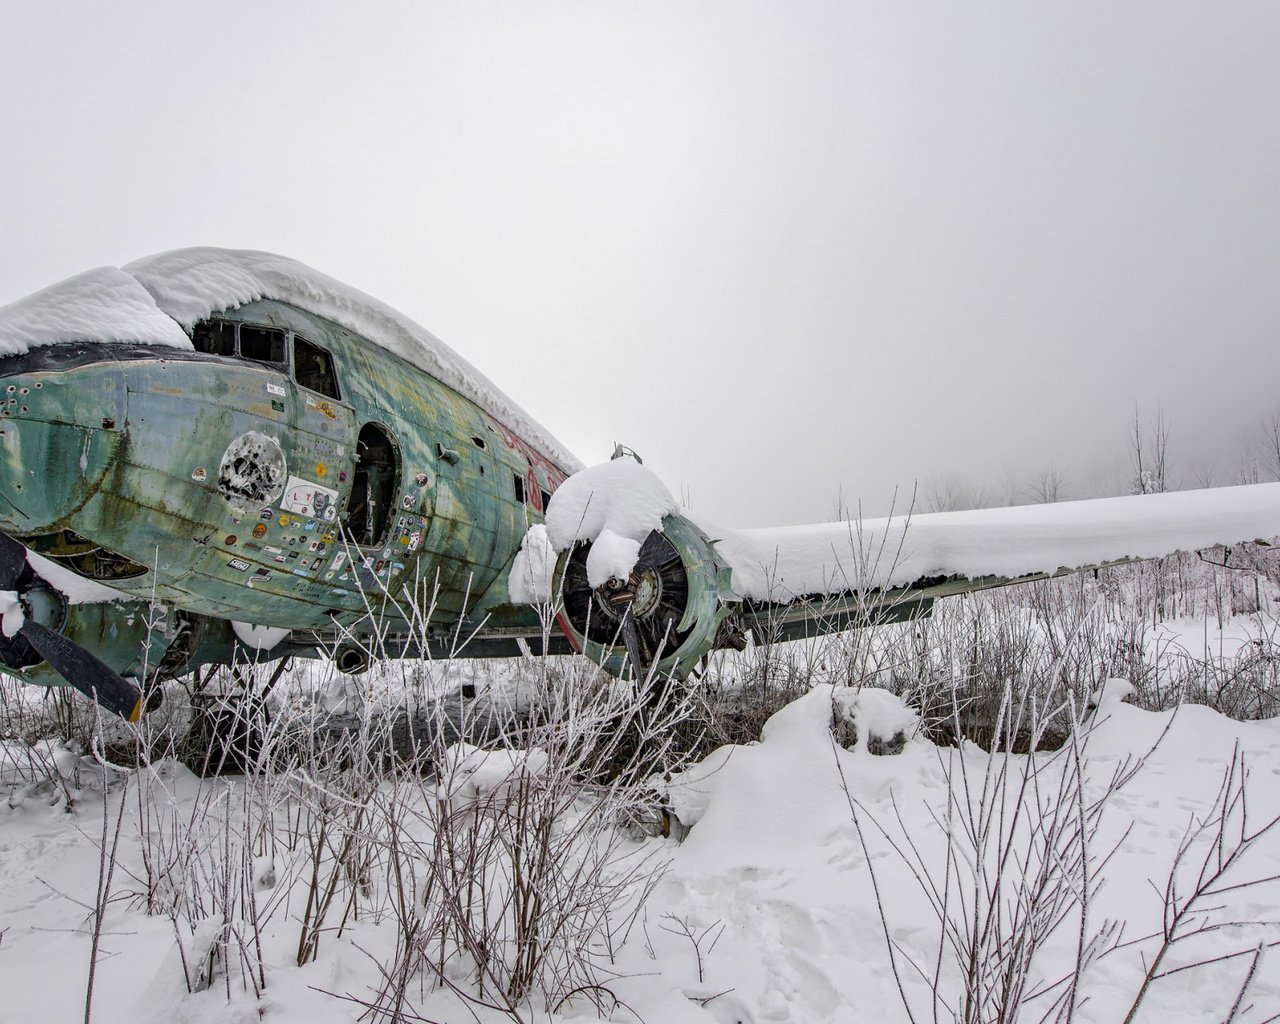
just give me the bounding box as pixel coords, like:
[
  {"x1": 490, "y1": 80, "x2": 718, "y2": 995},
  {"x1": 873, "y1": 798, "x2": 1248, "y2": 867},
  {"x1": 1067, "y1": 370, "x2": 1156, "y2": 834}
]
[
  {"x1": 542, "y1": 461, "x2": 1280, "y2": 678},
  {"x1": 712, "y1": 482, "x2": 1280, "y2": 640},
  {"x1": 708, "y1": 483, "x2": 1280, "y2": 601}
]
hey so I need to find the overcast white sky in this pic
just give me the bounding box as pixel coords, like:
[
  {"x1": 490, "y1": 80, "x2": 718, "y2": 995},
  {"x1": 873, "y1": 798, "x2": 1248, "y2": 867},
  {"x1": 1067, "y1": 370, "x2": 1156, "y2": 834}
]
[{"x1": 2, "y1": 2, "x2": 1278, "y2": 525}]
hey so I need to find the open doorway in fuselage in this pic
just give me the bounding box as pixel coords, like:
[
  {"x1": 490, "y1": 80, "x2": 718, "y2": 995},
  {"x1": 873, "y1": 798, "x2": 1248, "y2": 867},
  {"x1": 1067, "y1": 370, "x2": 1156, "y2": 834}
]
[{"x1": 343, "y1": 423, "x2": 399, "y2": 548}]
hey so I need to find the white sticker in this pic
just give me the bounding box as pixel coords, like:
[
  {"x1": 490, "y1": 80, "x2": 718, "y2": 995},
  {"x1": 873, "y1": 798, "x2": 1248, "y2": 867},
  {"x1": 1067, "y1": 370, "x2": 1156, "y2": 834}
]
[
  {"x1": 266, "y1": 382, "x2": 286, "y2": 397},
  {"x1": 280, "y1": 475, "x2": 339, "y2": 520}
]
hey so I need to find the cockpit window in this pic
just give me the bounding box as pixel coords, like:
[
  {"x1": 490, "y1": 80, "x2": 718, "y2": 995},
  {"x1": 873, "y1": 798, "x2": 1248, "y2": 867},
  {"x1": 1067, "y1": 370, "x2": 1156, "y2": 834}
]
[
  {"x1": 191, "y1": 318, "x2": 287, "y2": 367},
  {"x1": 293, "y1": 334, "x2": 341, "y2": 400},
  {"x1": 239, "y1": 325, "x2": 287, "y2": 364},
  {"x1": 191, "y1": 319, "x2": 236, "y2": 357}
]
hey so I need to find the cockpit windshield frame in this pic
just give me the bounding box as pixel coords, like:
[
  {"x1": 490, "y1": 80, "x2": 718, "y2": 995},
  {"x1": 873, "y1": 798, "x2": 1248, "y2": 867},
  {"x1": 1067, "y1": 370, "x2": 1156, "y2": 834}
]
[{"x1": 192, "y1": 317, "x2": 288, "y2": 368}]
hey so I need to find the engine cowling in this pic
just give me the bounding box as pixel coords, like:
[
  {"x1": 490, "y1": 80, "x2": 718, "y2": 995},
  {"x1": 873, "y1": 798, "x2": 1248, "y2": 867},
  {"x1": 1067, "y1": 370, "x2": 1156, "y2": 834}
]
[
  {"x1": 0, "y1": 543, "x2": 183, "y2": 718},
  {"x1": 553, "y1": 514, "x2": 736, "y2": 679}
]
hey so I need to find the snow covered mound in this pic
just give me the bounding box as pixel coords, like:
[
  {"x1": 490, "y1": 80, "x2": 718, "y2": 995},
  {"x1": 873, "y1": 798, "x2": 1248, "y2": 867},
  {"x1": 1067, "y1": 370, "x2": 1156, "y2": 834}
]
[
  {"x1": 435, "y1": 742, "x2": 549, "y2": 815},
  {"x1": 1089, "y1": 676, "x2": 1137, "y2": 711},
  {"x1": 665, "y1": 686, "x2": 922, "y2": 833},
  {"x1": 544, "y1": 456, "x2": 678, "y2": 586},
  {"x1": 664, "y1": 685, "x2": 895, "y2": 862},
  {"x1": 0, "y1": 247, "x2": 580, "y2": 473},
  {"x1": 831, "y1": 686, "x2": 921, "y2": 754}
]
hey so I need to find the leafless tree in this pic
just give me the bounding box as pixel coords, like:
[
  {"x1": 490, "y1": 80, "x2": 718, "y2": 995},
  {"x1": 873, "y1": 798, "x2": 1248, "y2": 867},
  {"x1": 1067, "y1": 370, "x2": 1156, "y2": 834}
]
[
  {"x1": 1130, "y1": 406, "x2": 1170, "y2": 495},
  {"x1": 1234, "y1": 451, "x2": 1262, "y2": 486},
  {"x1": 1259, "y1": 409, "x2": 1280, "y2": 482},
  {"x1": 1026, "y1": 466, "x2": 1067, "y2": 504},
  {"x1": 926, "y1": 476, "x2": 993, "y2": 513},
  {"x1": 1188, "y1": 458, "x2": 1218, "y2": 490}
]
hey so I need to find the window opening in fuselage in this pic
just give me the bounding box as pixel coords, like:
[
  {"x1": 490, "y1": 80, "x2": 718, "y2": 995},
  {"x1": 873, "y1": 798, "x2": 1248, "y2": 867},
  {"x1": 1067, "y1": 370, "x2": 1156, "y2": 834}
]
[
  {"x1": 191, "y1": 319, "x2": 236, "y2": 357},
  {"x1": 344, "y1": 423, "x2": 398, "y2": 547},
  {"x1": 239, "y1": 325, "x2": 287, "y2": 364},
  {"x1": 191, "y1": 318, "x2": 287, "y2": 367},
  {"x1": 293, "y1": 334, "x2": 341, "y2": 399}
]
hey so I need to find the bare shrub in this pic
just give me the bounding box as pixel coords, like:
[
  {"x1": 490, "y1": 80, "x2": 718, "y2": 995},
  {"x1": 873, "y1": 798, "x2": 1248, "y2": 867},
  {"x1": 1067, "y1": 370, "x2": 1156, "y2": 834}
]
[
  {"x1": 361, "y1": 663, "x2": 692, "y2": 1019},
  {"x1": 837, "y1": 685, "x2": 1162, "y2": 1024},
  {"x1": 695, "y1": 540, "x2": 1280, "y2": 755}
]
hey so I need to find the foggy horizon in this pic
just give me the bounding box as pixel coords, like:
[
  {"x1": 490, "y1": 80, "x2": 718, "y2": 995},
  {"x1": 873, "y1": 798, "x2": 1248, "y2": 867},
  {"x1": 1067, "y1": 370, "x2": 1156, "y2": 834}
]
[{"x1": 3, "y1": 2, "x2": 1278, "y2": 526}]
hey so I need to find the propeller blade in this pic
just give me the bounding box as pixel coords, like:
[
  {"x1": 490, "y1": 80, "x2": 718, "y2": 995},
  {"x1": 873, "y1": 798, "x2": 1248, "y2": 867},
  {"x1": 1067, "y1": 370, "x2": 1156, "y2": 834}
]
[
  {"x1": 0, "y1": 533, "x2": 27, "y2": 591},
  {"x1": 18, "y1": 619, "x2": 145, "y2": 722},
  {"x1": 620, "y1": 611, "x2": 647, "y2": 684},
  {"x1": 635, "y1": 531, "x2": 677, "y2": 570}
]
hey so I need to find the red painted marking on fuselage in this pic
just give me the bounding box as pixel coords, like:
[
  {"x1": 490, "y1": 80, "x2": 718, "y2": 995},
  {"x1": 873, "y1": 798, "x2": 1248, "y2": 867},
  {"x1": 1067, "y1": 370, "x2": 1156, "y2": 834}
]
[{"x1": 495, "y1": 423, "x2": 569, "y2": 490}]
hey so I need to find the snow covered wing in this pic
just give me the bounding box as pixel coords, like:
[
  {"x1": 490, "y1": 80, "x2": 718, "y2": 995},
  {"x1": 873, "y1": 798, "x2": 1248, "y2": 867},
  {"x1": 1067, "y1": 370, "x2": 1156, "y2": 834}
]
[
  {"x1": 708, "y1": 482, "x2": 1280, "y2": 602},
  {"x1": 534, "y1": 462, "x2": 1280, "y2": 666}
]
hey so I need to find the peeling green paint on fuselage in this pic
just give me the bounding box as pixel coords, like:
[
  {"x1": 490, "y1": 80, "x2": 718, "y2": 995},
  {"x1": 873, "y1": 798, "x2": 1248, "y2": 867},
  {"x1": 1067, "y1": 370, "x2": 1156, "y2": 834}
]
[{"x1": 0, "y1": 299, "x2": 567, "y2": 643}]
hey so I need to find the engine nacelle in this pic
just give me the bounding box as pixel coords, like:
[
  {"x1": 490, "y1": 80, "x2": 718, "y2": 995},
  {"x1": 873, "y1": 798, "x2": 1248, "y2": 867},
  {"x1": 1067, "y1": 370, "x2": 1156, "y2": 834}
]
[{"x1": 553, "y1": 514, "x2": 736, "y2": 679}]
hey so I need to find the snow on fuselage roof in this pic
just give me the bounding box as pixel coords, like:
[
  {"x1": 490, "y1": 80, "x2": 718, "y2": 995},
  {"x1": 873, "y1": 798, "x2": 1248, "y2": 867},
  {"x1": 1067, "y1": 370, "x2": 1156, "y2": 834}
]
[
  {"x1": 0, "y1": 267, "x2": 192, "y2": 354},
  {"x1": 0, "y1": 247, "x2": 581, "y2": 473}
]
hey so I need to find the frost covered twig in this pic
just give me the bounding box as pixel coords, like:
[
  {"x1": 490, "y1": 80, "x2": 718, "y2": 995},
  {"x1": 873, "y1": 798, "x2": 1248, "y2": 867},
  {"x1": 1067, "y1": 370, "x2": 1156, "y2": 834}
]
[
  {"x1": 84, "y1": 752, "x2": 130, "y2": 1024},
  {"x1": 1119, "y1": 744, "x2": 1280, "y2": 1024},
  {"x1": 658, "y1": 914, "x2": 725, "y2": 984}
]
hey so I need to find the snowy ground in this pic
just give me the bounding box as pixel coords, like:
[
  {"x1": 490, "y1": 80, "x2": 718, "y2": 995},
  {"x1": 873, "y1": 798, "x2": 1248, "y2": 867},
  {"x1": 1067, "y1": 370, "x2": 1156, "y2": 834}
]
[{"x1": 2, "y1": 645, "x2": 1280, "y2": 1023}]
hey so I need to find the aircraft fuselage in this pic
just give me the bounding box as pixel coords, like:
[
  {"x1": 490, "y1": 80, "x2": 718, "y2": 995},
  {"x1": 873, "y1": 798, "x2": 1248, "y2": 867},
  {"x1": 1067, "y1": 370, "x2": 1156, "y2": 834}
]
[{"x1": 0, "y1": 299, "x2": 569, "y2": 661}]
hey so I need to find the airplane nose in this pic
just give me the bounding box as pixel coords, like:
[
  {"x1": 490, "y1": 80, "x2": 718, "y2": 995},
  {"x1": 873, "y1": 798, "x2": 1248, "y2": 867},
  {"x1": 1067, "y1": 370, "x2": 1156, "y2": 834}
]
[{"x1": 0, "y1": 352, "x2": 128, "y2": 536}]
